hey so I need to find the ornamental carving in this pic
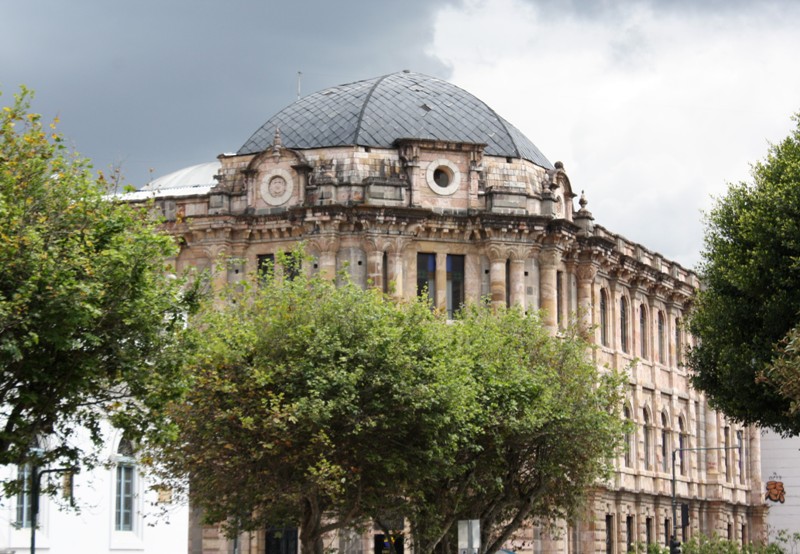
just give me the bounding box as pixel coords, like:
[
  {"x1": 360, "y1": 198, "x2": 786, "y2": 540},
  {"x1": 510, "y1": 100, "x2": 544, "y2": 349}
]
[{"x1": 260, "y1": 168, "x2": 295, "y2": 206}]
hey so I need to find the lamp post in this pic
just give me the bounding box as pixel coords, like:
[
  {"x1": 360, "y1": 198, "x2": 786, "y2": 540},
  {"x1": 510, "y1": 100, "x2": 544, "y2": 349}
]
[
  {"x1": 670, "y1": 445, "x2": 740, "y2": 554},
  {"x1": 29, "y1": 463, "x2": 78, "y2": 554}
]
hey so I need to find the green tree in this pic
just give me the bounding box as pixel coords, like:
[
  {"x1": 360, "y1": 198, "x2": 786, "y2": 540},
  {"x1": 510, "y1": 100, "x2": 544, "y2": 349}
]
[
  {"x1": 405, "y1": 305, "x2": 626, "y2": 554},
  {"x1": 689, "y1": 113, "x2": 800, "y2": 436},
  {"x1": 154, "y1": 256, "x2": 626, "y2": 554},
  {"x1": 0, "y1": 88, "x2": 188, "y2": 470},
  {"x1": 153, "y1": 259, "x2": 471, "y2": 554}
]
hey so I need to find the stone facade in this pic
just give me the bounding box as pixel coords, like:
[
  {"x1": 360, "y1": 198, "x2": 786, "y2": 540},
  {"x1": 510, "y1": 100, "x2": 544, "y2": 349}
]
[{"x1": 141, "y1": 73, "x2": 766, "y2": 554}]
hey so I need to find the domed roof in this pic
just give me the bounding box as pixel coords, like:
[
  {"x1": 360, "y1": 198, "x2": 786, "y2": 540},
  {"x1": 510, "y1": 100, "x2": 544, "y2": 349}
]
[
  {"x1": 141, "y1": 161, "x2": 221, "y2": 192},
  {"x1": 238, "y1": 71, "x2": 553, "y2": 169}
]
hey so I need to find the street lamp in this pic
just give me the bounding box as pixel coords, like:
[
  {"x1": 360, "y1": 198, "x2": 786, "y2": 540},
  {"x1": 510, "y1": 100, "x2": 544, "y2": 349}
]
[
  {"x1": 28, "y1": 461, "x2": 79, "y2": 554},
  {"x1": 670, "y1": 445, "x2": 740, "y2": 554}
]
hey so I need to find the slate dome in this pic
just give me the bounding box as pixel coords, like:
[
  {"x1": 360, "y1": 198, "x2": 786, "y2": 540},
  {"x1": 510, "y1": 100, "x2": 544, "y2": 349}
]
[{"x1": 238, "y1": 71, "x2": 553, "y2": 169}]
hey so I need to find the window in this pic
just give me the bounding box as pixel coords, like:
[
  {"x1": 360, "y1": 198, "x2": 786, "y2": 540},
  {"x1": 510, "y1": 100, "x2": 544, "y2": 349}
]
[
  {"x1": 623, "y1": 406, "x2": 632, "y2": 468},
  {"x1": 507, "y1": 260, "x2": 512, "y2": 308},
  {"x1": 620, "y1": 297, "x2": 629, "y2": 353},
  {"x1": 737, "y1": 429, "x2": 745, "y2": 484},
  {"x1": 446, "y1": 254, "x2": 465, "y2": 318},
  {"x1": 556, "y1": 270, "x2": 563, "y2": 325},
  {"x1": 257, "y1": 253, "x2": 300, "y2": 281},
  {"x1": 16, "y1": 463, "x2": 33, "y2": 528},
  {"x1": 646, "y1": 517, "x2": 653, "y2": 546},
  {"x1": 661, "y1": 412, "x2": 670, "y2": 472},
  {"x1": 675, "y1": 318, "x2": 682, "y2": 366},
  {"x1": 664, "y1": 518, "x2": 671, "y2": 546},
  {"x1": 416, "y1": 253, "x2": 436, "y2": 305},
  {"x1": 115, "y1": 437, "x2": 136, "y2": 531},
  {"x1": 605, "y1": 515, "x2": 614, "y2": 554},
  {"x1": 600, "y1": 289, "x2": 609, "y2": 347},
  {"x1": 643, "y1": 409, "x2": 651, "y2": 470},
  {"x1": 658, "y1": 311, "x2": 665, "y2": 364},
  {"x1": 626, "y1": 516, "x2": 635, "y2": 553},
  {"x1": 723, "y1": 426, "x2": 731, "y2": 481},
  {"x1": 639, "y1": 304, "x2": 648, "y2": 358}
]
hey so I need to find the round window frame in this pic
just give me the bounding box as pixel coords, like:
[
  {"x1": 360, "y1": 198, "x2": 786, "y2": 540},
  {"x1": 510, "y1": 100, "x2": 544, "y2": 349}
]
[
  {"x1": 259, "y1": 168, "x2": 295, "y2": 206},
  {"x1": 425, "y1": 159, "x2": 461, "y2": 196}
]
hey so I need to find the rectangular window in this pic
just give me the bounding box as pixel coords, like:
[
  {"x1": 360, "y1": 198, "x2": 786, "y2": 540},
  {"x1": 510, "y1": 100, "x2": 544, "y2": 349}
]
[
  {"x1": 257, "y1": 254, "x2": 275, "y2": 281},
  {"x1": 382, "y1": 251, "x2": 389, "y2": 294},
  {"x1": 646, "y1": 517, "x2": 653, "y2": 545},
  {"x1": 626, "y1": 516, "x2": 634, "y2": 553},
  {"x1": 446, "y1": 255, "x2": 465, "y2": 319},
  {"x1": 16, "y1": 464, "x2": 33, "y2": 528},
  {"x1": 723, "y1": 426, "x2": 731, "y2": 481},
  {"x1": 737, "y1": 430, "x2": 745, "y2": 484},
  {"x1": 664, "y1": 518, "x2": 671, "y2": 546},
  {"x1": 115, "y1": 464, "x2": 135, "y2": 531},
  {"x1": 605, "y1": 515, "x2": 614, "y2": 554},
  {"x1": 417, "y1": 253, "x2": 436, "y2": 305},
  {"x1": 556, "y1": 271, "x2": 563, "y2": 326}
]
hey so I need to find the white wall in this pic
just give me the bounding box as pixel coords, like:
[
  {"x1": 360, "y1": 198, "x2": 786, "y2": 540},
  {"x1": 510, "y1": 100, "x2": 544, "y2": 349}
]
[
  {"x1": 0, "y1": 427, "x2": 188, "y2": 554},
  {"x1": 761, "y1": 429, "x2": 800, "y2": 537}
]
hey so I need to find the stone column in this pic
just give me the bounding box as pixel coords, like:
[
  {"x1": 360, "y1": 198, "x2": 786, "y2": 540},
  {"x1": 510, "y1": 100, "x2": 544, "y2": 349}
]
[
  {"x1": 388, "y1": 248, "x2": 405, "y2": 298},
  {"x1": 435, "y1": 252, "x2": 447, "y2": 311},
  {"x1": 488, "y1": 245, "x2": 507, "y2": 310},
  {"x1": 539, "y1": 247, "x2": 561, "y2": 332},
  {"x1": 508, "y1": 250, "x2": 526, "y2": 308},
  {"x1": 576, "y1": 262, "x2": 598, "y2": 338},
  {"x1": 366, "y1": 249, "x2": 383, "y2": 290}
]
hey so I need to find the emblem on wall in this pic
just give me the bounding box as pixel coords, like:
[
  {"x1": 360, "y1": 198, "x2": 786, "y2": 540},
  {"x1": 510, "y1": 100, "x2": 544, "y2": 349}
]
[
  {"x1": 765, "y1": 480, "x2": 786, "y2": 503},
  {"x1": 260, "y1": 168, "x2": 294, "y2": 206}
]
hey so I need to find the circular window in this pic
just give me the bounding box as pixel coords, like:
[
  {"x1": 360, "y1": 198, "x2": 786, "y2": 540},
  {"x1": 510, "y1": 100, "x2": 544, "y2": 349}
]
[
  {"x1": 260, "y1": 168, "x2": 294, "y2": 206},
  {"x1": 426, "y1": 159, "x2": 461, "y2": 196},
  {"x1": 433, "y1": 167, "x2": 451, "y2": 188}
]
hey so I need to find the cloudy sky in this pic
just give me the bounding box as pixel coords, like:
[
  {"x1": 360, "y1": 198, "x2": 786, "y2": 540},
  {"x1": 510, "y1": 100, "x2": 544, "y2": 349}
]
[{"x1": 4, "y1": 0, "x2": 800, "y2": 268}]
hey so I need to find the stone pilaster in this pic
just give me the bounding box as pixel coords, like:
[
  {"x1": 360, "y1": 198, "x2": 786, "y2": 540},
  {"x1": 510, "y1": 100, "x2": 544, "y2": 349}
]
[{"x1": 539, "y1": 247, "x2": 561, "y2": 332}]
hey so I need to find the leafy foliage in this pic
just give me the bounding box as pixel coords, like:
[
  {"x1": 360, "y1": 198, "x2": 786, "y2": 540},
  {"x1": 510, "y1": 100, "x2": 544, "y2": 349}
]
[
  {"x1": 0, "y1": 87, "x2": 188, "y2": 471},
  {"x1": 152, "y1": 253, "x2": 625, "y2": 554},
  {"x1": 689, "y1": 113, "x2": 800, "y2": 435},
  {"x1": 407, "y1": 305, "x2": 625, "y2": 554}
]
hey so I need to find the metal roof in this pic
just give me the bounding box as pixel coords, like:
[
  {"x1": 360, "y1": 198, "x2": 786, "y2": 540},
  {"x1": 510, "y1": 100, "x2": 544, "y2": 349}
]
[{"x1": 238, "y1": 71, "x2": 553, "y2": 169}]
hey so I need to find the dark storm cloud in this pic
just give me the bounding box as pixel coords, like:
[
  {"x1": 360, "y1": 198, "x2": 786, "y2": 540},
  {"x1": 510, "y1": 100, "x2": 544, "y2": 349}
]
[{"x1": 1, "y1": 0, "x2": 452, "y2": 186}]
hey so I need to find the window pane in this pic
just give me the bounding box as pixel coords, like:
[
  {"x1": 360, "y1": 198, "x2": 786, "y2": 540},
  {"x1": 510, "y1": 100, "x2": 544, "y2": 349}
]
[
  {"x1": 446, "y1": 255, "x2": 465, "y2": 318},
  {"x1": 416, "y1": 253, "x2": 436, "y2": 304}
]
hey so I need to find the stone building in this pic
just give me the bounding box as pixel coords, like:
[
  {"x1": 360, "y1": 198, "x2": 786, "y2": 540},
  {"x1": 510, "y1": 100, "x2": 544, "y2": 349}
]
[{"x1": 134, "y1": 71, "x2": 766, "y2": 554}]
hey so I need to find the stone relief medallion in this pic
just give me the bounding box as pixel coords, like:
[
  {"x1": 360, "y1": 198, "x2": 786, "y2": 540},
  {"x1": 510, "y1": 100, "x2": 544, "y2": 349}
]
[
  {"x1": 425, "y1": 158, "x2": 461, "y2": 196},
  {"x1": 260, "y1": 169, "x2": 294, "y2": 206}
]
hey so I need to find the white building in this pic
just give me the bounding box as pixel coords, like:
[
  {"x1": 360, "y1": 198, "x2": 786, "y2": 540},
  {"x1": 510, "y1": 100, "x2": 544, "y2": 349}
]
[
  {"x1": 760, "y1": 430, "x2": 800, "y2": 540},
  {"x1": 0, "y1": 426, "x2": 188, "y2": 553}
]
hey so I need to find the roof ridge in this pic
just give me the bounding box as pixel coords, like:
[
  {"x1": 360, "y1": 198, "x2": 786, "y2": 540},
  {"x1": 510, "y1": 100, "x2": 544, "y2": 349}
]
[{"x1": 352, "y1": 73, "x2": 391, "y2": 145}]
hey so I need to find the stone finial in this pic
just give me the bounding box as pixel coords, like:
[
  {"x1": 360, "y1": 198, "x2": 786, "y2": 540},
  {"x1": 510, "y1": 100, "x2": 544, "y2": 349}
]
[
  {"x1": 574, "y1": 189, "x2": 594, "y2": 234},
  {"x1": 272, "y1": 127, "x2": 282, "y2": 161},
  {"x1": 555, "y1": 161, "x2": 564, "y2": 170}
]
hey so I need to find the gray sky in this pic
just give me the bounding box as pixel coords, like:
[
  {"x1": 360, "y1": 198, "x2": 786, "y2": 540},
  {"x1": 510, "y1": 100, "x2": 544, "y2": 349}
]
[{"x1": 4, "y1": 0, "x2": 800, "y2": 268}]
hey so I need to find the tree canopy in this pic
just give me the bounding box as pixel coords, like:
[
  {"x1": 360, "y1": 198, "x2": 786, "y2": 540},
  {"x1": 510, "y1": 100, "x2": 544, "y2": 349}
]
[
  {"x1": 152, "y1": 255, "x2": 625, "y2": 554},
  {"x1": 0, "y1": 88, "x2": 189, "y2": 470},
  {"x1": 689, "y1": 113, "x2": 800, "y2": 436}
]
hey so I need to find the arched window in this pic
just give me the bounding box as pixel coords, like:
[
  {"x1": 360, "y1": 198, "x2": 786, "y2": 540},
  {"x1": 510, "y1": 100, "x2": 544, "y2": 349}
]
[
  {"x1": 661, "y1": 412, "x2": 670, "y2": 472},
  {"x1": 115, "y1": 436, "x2": 136, "y2": 531},
  {"x1": 643, "y1": 409, "x2": 651, "y2": 469},
  {"x1": 600, "y1": 289, "x2": 609, "y2": 347},
  {"x1": 623, "y1": 405, "x2": 632, "y2": 467},
  {"x1": 620, "y1": 297, "x2": 629, "y2": 354},
  {"x1": 640, "y1": 304, "x2": 648, "y2": 358},
  {"x1": 658, "y1": 311, "x2": 666, "y2": 364}
]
